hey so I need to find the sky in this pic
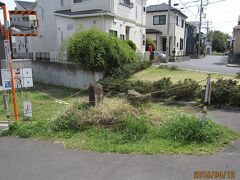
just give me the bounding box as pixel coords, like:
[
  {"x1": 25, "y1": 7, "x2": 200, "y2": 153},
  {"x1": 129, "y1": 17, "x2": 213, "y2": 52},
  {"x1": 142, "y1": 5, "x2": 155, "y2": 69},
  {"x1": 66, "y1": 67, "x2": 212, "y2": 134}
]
[
  {"x1": 0, "y1": 0, "x2": 239, "y2": 35},
  {"x1": 147, "y1": 0, "x2": 240, "y2": 35}
]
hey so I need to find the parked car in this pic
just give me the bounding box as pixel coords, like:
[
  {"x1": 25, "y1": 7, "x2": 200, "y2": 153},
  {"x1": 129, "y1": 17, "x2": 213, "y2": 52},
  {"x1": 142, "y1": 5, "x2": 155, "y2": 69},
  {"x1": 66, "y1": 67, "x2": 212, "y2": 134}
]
[{"x1": 153, "y1": 51, "x2": 167, "y2": 63}]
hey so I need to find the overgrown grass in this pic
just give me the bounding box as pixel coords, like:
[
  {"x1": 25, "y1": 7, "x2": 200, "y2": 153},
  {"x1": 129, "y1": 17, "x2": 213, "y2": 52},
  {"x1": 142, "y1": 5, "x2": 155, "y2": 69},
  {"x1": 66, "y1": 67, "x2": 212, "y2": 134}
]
[
  {"x1": 131, "y1": 66, "x2": 237, "y2": 84},
  {"x1": 1, "y1": 92, "x2": 239, "y2": 155},
  {"x1": 0, "y1": 83, "x2": 82, "y2": 121}
]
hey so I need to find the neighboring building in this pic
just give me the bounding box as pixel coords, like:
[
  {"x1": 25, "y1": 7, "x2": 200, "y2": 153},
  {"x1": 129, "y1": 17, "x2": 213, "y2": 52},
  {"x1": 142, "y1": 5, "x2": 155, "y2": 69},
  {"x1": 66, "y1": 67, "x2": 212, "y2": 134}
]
[
  {"x1": 185, "y1": 22, "x2": 197, "y2": 55},
  {"x1": 17, "y1": 0, "x2": 147, "y2": 60},
  {"x1": 54, "y1": 0, "x2": 147, "y2": 54},
  {"x1": 233, "y1": 16, "x2": 240, "y2": 54},
  {"x1": 146, "y1": 3, "x2": 187, "y2": 57}
]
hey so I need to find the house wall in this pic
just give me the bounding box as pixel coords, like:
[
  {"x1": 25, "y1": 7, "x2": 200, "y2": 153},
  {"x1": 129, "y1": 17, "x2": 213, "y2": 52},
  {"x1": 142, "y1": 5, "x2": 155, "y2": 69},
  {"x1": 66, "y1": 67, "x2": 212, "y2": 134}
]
[
  {"x1": 56, "y1": 15, "x2": 146, "y2": 53},
  {"x1": 71, "y1": 0, "x2": 113, "y2": 12},
  {"x1": 32, "y1": 61, "x2": 104, "y2": 89},
  {"x1": 115, "y1": 0, "x2": 146, "y2": 25}
]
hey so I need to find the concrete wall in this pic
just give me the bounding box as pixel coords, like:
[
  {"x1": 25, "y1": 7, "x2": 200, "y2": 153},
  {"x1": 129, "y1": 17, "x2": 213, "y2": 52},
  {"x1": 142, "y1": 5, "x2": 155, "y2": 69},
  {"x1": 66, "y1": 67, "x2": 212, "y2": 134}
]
[
  {"x1": 1, "y1": 59, "x2": 32, "y2": 69},
  {"x1": 32, "y1": 61, "x2": 104, "y2": 89}
]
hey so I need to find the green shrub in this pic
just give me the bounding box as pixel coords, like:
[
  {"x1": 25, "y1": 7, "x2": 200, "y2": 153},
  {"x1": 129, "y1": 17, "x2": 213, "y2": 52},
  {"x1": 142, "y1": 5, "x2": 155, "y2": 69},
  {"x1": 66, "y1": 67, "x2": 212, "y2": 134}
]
[
  {"x1": 129, "y1": 80, "x2": 153, "y2": 94},
  {"x1": 146, "y1": 38, "x2": 156, "y2": 51},
  {"x1": 152, "y1": 78, "x2": 173, "y2": 99},
  {"x1": 230, "y1": 86, "x2": 240, "y2": 107},
  {"x1": 50, "y1": 98, "x2": 137, "y2": 132},
  {"x1": 160, "y1": 114, "x2": 224, "y2": 143},
  {"x1": 211, "y1": 79, "x2": 238, "y2": 106},
  {"x1": 114, "y1": 116, "x2": 149, "y2": 143},
  {"x1": 126, "y1": 40, "x2": 137, "y2": 51},
  {"x1": 62, "y1": 29, "x2": 136, "y2": 72},
  {"x1": 107, "y1": 60, "x2": 151, "y2": 78},
  {"x1": 100, "y1": 61, "x2": 151, "y2": 93},
  {"x1": 173, "y1": 79, "x2": 201, "y2": 101},
  {"x1": 100, "y1": 77, "x2": 130, "y2": 93}
]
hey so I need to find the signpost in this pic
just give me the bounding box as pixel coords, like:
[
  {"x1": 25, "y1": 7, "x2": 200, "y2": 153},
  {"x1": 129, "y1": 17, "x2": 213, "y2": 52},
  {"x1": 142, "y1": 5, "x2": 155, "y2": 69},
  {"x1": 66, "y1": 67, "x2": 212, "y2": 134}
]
[
  {"x1": 23, "y1": 101, "x2": 32, "y2": 118},
  {"x1": 1, "y1": 2, "x2": 37, "y2": 122}
]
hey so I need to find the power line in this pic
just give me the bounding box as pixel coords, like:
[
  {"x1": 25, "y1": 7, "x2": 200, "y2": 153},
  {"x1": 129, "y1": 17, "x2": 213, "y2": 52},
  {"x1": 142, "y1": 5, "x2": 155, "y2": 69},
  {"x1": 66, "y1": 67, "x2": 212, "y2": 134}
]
[{"x1": 177, "y1": 0, "x2": 196, "y2": 16}]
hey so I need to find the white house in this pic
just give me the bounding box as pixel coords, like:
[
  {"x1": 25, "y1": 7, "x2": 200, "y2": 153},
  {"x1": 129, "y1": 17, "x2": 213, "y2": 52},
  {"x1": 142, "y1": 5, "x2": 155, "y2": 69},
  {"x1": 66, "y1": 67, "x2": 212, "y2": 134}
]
[
  {"x1": 146, "y1": 3, "x2": 187, "y2": 57},
  {"x1": 16, "y1": 0, "x2": 147, "y2": 60}
]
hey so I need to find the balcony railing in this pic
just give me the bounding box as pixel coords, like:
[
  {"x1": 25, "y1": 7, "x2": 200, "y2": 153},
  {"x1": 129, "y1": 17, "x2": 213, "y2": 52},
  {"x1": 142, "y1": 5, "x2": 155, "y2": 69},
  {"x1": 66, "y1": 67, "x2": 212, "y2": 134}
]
[{"x1": 119, "y1": 0, "x2": 134, "y2": 8}]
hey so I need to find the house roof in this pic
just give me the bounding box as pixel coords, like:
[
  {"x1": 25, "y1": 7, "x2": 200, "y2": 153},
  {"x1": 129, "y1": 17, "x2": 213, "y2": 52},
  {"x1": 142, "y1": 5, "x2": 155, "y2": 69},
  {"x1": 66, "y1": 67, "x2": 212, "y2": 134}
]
[
  {"x1": 146, "y1": 29, "x2": 162, "y2": 34},
  {"x1": 54, "y1": 9, "x2": 114, "y2": 18},
  {"x1": 15, "y1": 1, "x2": 36, "y2": 10},
  {"x1": 146, "y1": 3, "x2": 187, "y2": 18},
  {"x1": 186, "y1": 21, "x2": 197, "y2": 27}
]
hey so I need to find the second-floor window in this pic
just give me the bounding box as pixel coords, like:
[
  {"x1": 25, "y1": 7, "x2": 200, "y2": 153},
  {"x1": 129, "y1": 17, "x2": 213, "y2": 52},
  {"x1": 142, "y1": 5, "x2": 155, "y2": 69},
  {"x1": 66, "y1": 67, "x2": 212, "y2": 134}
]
[
  {"x1": 119, "y1": 0, "x2": 134, "y2": 8},
  {"x1": 60, "y1": 0, "x2": 64, "y2": 6},
  {"x1": 22, "y1": 17, "x2": 29, "y2": 22},
  {"x1": 153, "y1": 15, "x2": 166, "y2": 25},
  {"x1": 181, "y1": 19, "x2": 184, "y2": 28},
  {"x1": 176, "y1": 16, "x2": 179, "y2": 26},
  {"x1": 74, "y1": 0, "x2": 90, "y2": 3}
]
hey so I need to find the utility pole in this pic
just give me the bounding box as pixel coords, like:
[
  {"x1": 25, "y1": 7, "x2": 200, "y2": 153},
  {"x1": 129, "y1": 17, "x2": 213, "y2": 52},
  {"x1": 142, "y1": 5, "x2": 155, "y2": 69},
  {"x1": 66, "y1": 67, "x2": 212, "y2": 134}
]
[
  {"x1": 1, "y1": 2, "x2": 19, "y2": 122},
  {"x1": 166, "y1": 0, "x2": 171, "y2": 63},
  {"x1": 198, "y1": 0, "x2": 203, "y2": 56}
]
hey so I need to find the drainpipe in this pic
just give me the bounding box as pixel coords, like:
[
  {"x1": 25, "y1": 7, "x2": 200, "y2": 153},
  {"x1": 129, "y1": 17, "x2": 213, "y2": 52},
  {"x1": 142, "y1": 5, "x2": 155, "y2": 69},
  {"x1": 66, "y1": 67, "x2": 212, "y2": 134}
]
[
  {"x1": 101, "y1": 14, "x2": 105, "y2": 32},
  {"x1": 166, "y1": 0, "x2": 171, "y2": 63}
]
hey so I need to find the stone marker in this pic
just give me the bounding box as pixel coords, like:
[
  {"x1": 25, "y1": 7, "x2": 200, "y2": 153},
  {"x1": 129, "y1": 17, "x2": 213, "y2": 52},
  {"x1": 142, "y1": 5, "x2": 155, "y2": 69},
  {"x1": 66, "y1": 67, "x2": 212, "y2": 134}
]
[{"x1": 88, "y1": 83, "x2": 103, "y2": 106}]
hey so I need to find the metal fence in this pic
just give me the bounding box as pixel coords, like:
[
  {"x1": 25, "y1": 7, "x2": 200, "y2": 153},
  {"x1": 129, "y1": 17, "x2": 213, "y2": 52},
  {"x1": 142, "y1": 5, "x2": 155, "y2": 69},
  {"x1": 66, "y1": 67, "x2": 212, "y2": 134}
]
[{"x1": 13, "y1": 52, "x2": 51, "y2": 61}]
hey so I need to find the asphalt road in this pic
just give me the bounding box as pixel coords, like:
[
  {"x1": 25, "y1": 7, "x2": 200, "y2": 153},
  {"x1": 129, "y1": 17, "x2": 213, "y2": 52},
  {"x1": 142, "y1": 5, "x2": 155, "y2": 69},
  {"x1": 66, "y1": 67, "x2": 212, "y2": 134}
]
[
  {"x1": 172, "y1": 56, "x2": 240, "y2": 75},
  {"x1": 0, "y1": 109, "x2": 239, "y2": 180}
]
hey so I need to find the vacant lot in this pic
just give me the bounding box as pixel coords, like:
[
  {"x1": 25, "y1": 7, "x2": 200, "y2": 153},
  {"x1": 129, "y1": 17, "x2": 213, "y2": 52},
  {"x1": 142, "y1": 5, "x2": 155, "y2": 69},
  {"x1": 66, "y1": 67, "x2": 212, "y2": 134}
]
[{"x1": 1, "y1": 84, "x2": 239, "y2": 155}]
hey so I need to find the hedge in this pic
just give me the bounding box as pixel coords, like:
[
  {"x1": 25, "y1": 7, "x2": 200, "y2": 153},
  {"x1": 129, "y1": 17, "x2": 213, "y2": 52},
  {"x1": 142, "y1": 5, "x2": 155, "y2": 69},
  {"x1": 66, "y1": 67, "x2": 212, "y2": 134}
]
[{"x1": 61, "y1": 29, "x2": 137, "y2": 72}]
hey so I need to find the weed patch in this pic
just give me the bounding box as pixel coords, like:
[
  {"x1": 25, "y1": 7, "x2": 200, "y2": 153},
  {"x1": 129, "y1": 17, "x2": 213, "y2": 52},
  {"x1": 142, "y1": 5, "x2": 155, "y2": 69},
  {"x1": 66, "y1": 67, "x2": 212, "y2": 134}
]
[{"x1": 160, "y1": 114, "x2": 224, "y2": 143}]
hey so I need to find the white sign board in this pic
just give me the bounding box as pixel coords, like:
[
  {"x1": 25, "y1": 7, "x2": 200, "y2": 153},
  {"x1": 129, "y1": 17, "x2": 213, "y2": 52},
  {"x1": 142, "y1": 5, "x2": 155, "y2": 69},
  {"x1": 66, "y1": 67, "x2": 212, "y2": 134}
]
[
  {"x1": 0, "y1": 68, "x2": 33, "y2": 90},
  {"x1": 23, "y1": 78, "x2": 33, "y2": 88},
  {"x1": 1, "y1": 69, "x2": 12, "y2": 90},
  {"x1": 23, "y1": 68, "x2": 32, "y2": 77},
  {"x1": 23, "y1": 101, "x2": 32, "y2": 117}
]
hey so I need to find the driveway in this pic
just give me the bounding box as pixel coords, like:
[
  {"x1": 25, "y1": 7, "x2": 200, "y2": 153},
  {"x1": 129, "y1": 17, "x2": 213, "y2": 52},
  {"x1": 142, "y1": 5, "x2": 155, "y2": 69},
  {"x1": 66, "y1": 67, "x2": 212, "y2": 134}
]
[
  {"x1": 0, "y1": 110, "x2": 239, "y2": 180},
  {"x1": 171, "y1": 56, "x2": 240, "y2": 75}
]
